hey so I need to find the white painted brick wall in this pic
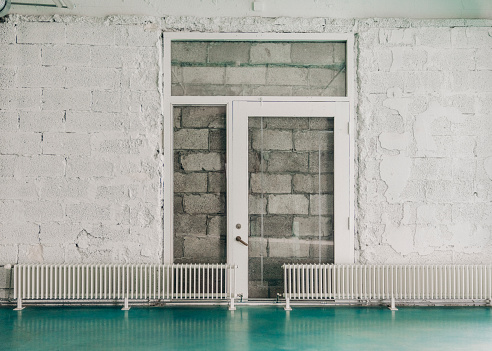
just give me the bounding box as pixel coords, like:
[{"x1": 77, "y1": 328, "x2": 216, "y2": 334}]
[
  {"x1": 0, "y1": 16, "x2": 161, "y2": 265},
  {"x1": 1, "y1": 15, "x2": 491, "y2": 271}
]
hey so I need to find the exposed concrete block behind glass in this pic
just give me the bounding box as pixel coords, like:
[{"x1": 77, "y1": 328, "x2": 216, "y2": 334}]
[
  {"x1": 248, "y1": 116, "x2": 334, "y2": 297},
  {"x1": 173, "y1": 106, "x2": 226, "y2": 263},
  {"x1": 170, "y1": 41, "x2": 346, "y2": 96}
]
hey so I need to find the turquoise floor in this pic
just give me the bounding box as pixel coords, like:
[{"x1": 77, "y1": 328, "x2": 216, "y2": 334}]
[{"x1": 1, "y1": 306, "x2": 491, "y2": 350}]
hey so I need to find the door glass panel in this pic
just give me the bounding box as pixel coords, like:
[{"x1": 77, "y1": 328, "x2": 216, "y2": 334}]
[
  {"x1": 171, "y1": 41, "x2": 346, "y2": 97},
  {"x1": 173, "y1": 106, "x2": 227, "y2": 263},
  {"x1": 248, "y1": 117, "x2": 334, "y2": 298}
]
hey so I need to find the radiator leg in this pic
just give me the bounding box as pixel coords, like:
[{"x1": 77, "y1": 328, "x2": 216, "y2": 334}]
[
  {"x1": 388, "y1": 296, "x2": 398, "y2": 311},
  {"x1": 122, "y1": 296, "x2": 130, "y2": 311},
  {"x1": 229, "y1": 297, "x2": 236, "y2": 311},
  {"x1": 284, "y1": 297, "x2": 292, "y2": 311},
  {"x1": 14, "y1": 297, "x2": 25, "y2": 311}
]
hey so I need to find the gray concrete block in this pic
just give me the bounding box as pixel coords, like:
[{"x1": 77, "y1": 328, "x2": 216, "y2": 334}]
[
  {"x1": 183, "y1": 194, "x2": 225, "y2": 214},
  {"x1": 309, "y1": 117, "x2": 334, "y2": 130},
  {"x1": 66, "y1": 24, "x2": 116, "y2": 46},
  {"x1": 0, "y1": 178, "x2": 37, "y2": 200},
  {"x1": 66, "y1": 67, "x2": 120, "y2": 90},
  {"x1": 0, "y1": 133, "x2": 41, "y2": 155},
  {"x1": 293, "y1": 174, "x2": 333, "y2": 194},
  {"x1": 209, "y1": 129, "x2": 226, "y2": 151},
  {"x1": 208, "y1": 42, "x2": 250, "y2": 64},
  {"x1": 294, "y1": 131, "x2": 333, "y2": 151},
  {"x1": 182, "y1": 236, "x2": 226, "y2": 262},
  {"x1": 17, "y1": 65, "x2": 67, "y2": 88},
  {"x1": 181, "y1": 152, "x2": 223, "y2": 171},
  {"x1": 0, "y1": 67, "x2": 15, "y2": 89},
  {"x1": 291, "y1": 42, "x2": 335, "y2": 65},
  {"x1": 252, "y1": 129, "x2": 293, "y2": 150},
  {"x1": 249, "y1": 194, "x2": 267, "y2": 215},
  {"x1": 0, "y1": 155, "x2": 16, "y2": 177},
  {"x1": 207, "y1": 215, "x2": 226, "y2": 236},
  {"x1": 268, "y1": 238, "x2": 311, "y2": 258},
  {"x1": 0, "y1": 111, "x2": 18, "y2": 132},
  {"x1": 92, "y1": 90, "x2": 122, "y2": 113},
  {"x1": 66, "y1": 203, "x2": 111, "y2": 222},
  {"x1": 250, "y1": 173, "x2": 292, "y2": 194},
  {"x1": 38, "y1": 222, "x2": 78, "y2": 245},
  {"x1": 268, "y1": 194, "x2": 309, "y2": 215},
  {"x1": 43, "y1": 132, "x2": 91, "y2": 156},
  {"x1": 208, "y1": 172, "x2": 226, "y2": 193},
  {"x1": 248, "y1": 237, "x2": 267, "y2": 257},
  {"x1": 0, "y1": 88, "x2": 41, "y2": 111},
  {"x1": 0, "y1": 267, "x2": 11, "y2": 289},
  {"x1": 15, "y1": 155, "x2": 65, "y2": 177},
  {"x1": 19, "y1": 110, "x2": 64, "y2": 132},
  {"x1": 182, "y1": 67, "x2": 225, "y2": 85},
  {"x1": 333, "y1": 42, "x2": 346, "y2": 63},
  {"x1": 115, "y1": 26, "x2": 158, "y2": 47},
  {"x1": 171, "y1": 41, "x2": 208, "y2": 63},
  {"x1": 266, "y1": 67, "x2": 308, "y2": 86},
  {"x1": 309, "y1": 195, "x2": 334, "y2": 216},
  {"x1": 181, "y1": 106, "x2": 226, "y2": 128},
  {"x1": 174, "y1": 172, "x2": 208, "y2": 193},
  {"x1": 225, "y1": 67, "x2": 267, "y2": 85},
  {"x1": 0, "y1": 223, "x2": 39, "y2": 245},
  {"x1": 308, "y1": 68, "x2": 337, "y2": 87},
  {"x1": 93, "y1": 136, "x2": 144, "y2": 155},
  {"x1": 17, "y1": 22, "x2": 66, "y2": 44},
  {"x1": 250, "y1": 215, "x2": 293, "y2": 238},
  {"x1": 39, "y1": 178, "x2": 88, "y2": 199},
  {"x1": 66, "y1": 157, "x2": 113, "y2": 178},
  {"x1": 264, "y1": 117, "x2": 309, "y2": 130},
  {"x1": 174, "y1": 129, "x2": 209, "y2": 150},
  {"x1": 250, "y1": 43, "x2": 291, "y2": 64},
  {"x1": 293, "y1": 216, "x2": 333, "y2": 238},
  {"x1": 66, "y1": 111, "x2": 129, "y2": 133},
  {"x1": 42, "y1": 88, "x2": 92, "y2": 111},
  {"x1": 248, "y1": 150, "x2": 262, "y2": 173},
  {"x1": 0, "y1": 25, "x2": 16, "y2": 44},
  {"x1": 251, "y1": 85, "x2": 293, "y2": 96},
  {"x1": 174, "y1": 214, "x2": 207, "y2": 235},
  {"x1": 309, "y1": 241, "x2": 334, "y2": 260},
  {"x1": 309, "y1": 151, "x2": 334, "y2": 173},
  {"x1": 25, "y1": 201, "x2": 64, "y2": 222},
  {"x1": 174, "y1": 194, "x2": 184, "y2": 214},
  {"x1": 42, "y1": 45, "x2": 91, "y2": 67},
  {"x1": 267, "y1": 152, "x2": 309, "y2": 173}
]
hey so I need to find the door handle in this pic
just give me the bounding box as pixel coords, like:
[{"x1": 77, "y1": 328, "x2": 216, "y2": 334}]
[{"x1": 236, "y1": 236, "x2": 248, "y2": 246}]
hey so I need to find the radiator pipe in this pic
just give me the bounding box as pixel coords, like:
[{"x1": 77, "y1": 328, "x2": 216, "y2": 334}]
[
  {"x1": 284, "y1": 297, "x2": 292, "y2": 311},
  {"x1": 14, "y1": 297, "x2": 24, "y2": 311},
  {"x1": 388, "y1": 296, "x2": 398, "y2": 311},
  {"x1": 122, "y1": 296, "x2": 130, "y2": 311}
]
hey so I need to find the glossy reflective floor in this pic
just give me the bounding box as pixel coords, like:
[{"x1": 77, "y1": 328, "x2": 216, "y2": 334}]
[{"x1": 1, "y1": 306, "x2": 492, "y2": 350}]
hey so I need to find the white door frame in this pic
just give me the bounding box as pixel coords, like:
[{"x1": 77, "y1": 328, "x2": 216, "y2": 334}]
[{"x1": 162, "y1": 33, "x2": 355, "y2": 271}]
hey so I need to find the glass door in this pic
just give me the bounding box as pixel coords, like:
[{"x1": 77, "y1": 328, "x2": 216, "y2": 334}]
[{"x1": 229, "y1": 101, "x2": 350, "y2": 299}]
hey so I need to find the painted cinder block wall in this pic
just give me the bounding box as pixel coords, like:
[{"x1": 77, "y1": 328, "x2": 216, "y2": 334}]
[{"x1": 1, "y1": 15, "x2": 491, "y2": 290}]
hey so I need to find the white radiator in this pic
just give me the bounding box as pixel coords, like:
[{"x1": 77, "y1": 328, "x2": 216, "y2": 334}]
[
  {"x1": 14, "y1": 264, "x2": 236, "y2": 302},
  {"x1": 283, "y1": 264, "x2": 492, "y2": 301}
]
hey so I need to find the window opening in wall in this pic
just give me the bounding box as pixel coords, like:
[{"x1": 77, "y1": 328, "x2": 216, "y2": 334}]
[{"x1": 171, "y1": 41, "x2": 346, "y2": 97}]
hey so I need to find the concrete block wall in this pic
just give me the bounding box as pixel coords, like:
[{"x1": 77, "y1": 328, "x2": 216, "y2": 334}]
[
  {"x1": 357, "y1": 23, "x2": 492, "y2": 264},
  {"x1": 248, "y1": 117, "x2": 334, "y2": 297},
  {"x1": 1, "y1": 15, "x2": 492, "y2": 297},
  {"x1": 171, "y1": 41, "x2": 346, "y2": 96},
  {"x1": 173, "y1": 106, "x2": 226, "y2": 263},
  {"x1": 0, "y1": 16, "x2": 162, "y2": 269}
]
